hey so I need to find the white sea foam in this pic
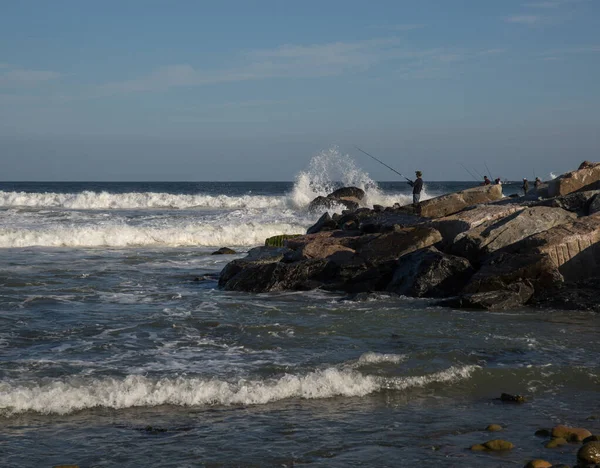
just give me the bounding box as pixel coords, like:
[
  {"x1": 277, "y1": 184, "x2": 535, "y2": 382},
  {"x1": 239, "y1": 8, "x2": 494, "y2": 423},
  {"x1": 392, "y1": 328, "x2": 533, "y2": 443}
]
[
  {"x1": 0, "y1": 190, "x2": 286, "y2": 210},
  {"x1": 356, "y1": 352, "x2": 407, "y2": 365},
  {"x1": 0, "y1": 221, "x2": 307, "y2": 248},
  {"x1": 0, "y1": 365, "x2": 478, "y2": 416}
]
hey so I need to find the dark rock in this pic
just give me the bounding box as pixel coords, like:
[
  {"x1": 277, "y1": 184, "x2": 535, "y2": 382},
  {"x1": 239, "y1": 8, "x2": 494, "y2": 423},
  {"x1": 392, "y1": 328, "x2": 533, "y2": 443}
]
[
  {"x1": 218, "y1": 246, "x2": 290, "y2": 288},
  {"x1": 441, "y1": 282, "x2": 534, "y2": 311},
  {"x1": 533, "y1": 190, "x2": 600, "y2": 215},
  {"x1": 531, "y1": 277, "x2": 600, "y2": 312},
  {"x1": 307, "y1": 212, "x2": 338, "y2": 235},
  {"x1": 499, "y1": 393, "x2": 526, "y2": 403},
  {"x1": 589, "y1": 194, "x2": 600, "y2": 215},
  {"x1": 584, "y1": 436, "x2": 600, "y2": 444},
  {"x1": 327, "y1": 186, "x2": 366, "y2": 200},
  {"x1": 307, "y1": 196, "x2": 359, "y2": 213},
  {"x1": 577, "y1": 441, "x2": 600, "y2": 465},
  {"x1": 211, "y1": 247, "x2": 237, "y2": 255},
  {"x1": 386, "y1": 247, "x2": 474, "y2": 298},
  {"x1": 535, "y1": 429, "x2": 552, "y2": 437},
  {"x1": 373, "y1": 204, "x2": 384, "y2": 212}
]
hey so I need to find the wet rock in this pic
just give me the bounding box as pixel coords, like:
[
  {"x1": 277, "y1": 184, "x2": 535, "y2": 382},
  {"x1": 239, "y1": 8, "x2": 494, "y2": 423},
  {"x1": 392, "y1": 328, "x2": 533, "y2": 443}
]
[
  {"x1": 584, "y1": 436, "x2": 600, "y2": 444},
  {"x1": 546, "y1": 437, "x2": 568, "y2": 448},
  {"x1": 470, "y1": 439, "x2": 514, "y2": 451},
  {"x1": 386, "y1": 247, "x2": 474, "y2": 298},
  {"x1": 536, "y1": 429, "x2": 552, "y2": 437},
  {"x1": 211, "y1": 247, "x2": 237, "y2": 255},
  {"x1": 531, "y1": 277, "x2": 600, "y2": 312},
  {"x1": 264, "y1": 234, "x2": 302, "y2": 247},
  {"x1": 578, "y1": 441, "x2": 600, "y2": 465},
  {"x1": 285, "y1": 231, "x2": 357, "y2": 262},
  {"x1": 450, "y1": 207, "x2": 576, "y2": 264},
  {"x1": 308, "y1": 196, "x2": 359, "y2": 213},
  {"x1": 548, "y1": 161, "x2": 600, "y2": 197},
  {"x1": 524, "y1": 461, "x2": 553, "y2": 468},
  {"x1": 417, "y1": 184, "x2": 504, "y2": 218},
  {"x1": 551, "y1": 425, "x2": 592, "y2": 443},
  {"x1": 307, "y1": 212, "x2": 338, "y2": 234},
  {"x1": 499, "y1": 393, "x2": 526, "y2": 403},
  {"x1": 327, "y1": 186, "x2": 366, "y2": 201},
  {"x1": 486, "y1": 424, "x2": 503, "y2": 432},
  {"x1": 440, "y1": 282, "x2": 534, "y2": 311},
  {"x1": 218, "y1": 246, "x2": 291, "y2": 290}
]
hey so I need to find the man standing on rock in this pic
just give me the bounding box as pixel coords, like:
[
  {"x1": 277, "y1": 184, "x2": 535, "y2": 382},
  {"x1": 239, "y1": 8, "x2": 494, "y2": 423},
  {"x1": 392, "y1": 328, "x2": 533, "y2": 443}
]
[{"x1": 408, "y1": 171, "x2": 423, "y2": 206}]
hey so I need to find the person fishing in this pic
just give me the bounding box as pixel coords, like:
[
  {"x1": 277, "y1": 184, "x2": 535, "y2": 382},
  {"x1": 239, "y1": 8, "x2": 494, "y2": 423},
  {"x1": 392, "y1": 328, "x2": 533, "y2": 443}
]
[
  {"x1": 482, "y1": 175, "x2": 491, "y2": 185},
  {"x1": 522, "y1": 178, "x2": 529, "y2": 195},
  {"x1": 408, "y1": 171, "x2": 423, "y2": 206},
  {"x1": 534, "y1": 177, "x2": 542, "y2": 190}
]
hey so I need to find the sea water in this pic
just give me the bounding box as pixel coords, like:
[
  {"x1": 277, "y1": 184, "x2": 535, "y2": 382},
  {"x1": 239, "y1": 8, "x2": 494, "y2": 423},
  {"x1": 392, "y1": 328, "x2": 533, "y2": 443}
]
[{"x1": 1, "y1": 149, "x2": 598, "y2": 467}]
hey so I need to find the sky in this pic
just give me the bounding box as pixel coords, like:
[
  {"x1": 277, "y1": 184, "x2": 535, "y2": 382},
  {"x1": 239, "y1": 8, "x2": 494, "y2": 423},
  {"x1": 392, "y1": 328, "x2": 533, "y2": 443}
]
[{"x1": 1, "y1": 0, "x2": 599, "y2": 181}]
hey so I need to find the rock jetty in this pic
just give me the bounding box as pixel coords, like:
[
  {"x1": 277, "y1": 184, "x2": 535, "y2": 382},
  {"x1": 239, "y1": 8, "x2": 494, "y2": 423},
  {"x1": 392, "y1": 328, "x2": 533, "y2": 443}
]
[{"x1": 219, "y1": 162, "x2": 600, "y2": 311}]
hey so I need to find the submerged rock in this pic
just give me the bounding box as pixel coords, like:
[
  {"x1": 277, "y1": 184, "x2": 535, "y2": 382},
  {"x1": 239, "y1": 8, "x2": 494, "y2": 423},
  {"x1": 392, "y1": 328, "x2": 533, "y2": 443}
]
[
  {"x1": 578, "y1": 441, "x2": 600, "y2": 465},
  {"x1": 211, "y1": 247, "x2": 237, "y2": 255}
]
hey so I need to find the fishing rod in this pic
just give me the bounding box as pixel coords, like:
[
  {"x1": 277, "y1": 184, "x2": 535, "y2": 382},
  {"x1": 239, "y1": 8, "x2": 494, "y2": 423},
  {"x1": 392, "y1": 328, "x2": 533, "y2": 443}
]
[
  {"x1": 353, "y1": 145, "x2": 413, "y2": 183},
  {"x1": 484, "y1": 162, "x2": 493, "y2": 181},
  {"x1": 459, "y1": 163, "x2": 479, "y2": 182}
]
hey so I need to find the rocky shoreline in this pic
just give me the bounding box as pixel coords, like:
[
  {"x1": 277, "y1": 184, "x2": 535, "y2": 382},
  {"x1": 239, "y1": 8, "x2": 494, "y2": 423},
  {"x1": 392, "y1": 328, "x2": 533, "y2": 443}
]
[{"x1": 218, "y1": 161, "x2": 600, "y2": 312}]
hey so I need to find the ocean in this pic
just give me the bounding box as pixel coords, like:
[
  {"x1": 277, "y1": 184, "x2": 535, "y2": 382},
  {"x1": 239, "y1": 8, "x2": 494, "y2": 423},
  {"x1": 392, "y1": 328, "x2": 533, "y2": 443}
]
[{"x1": 1, "y1": 151, "x2": 598, "y2": 467}]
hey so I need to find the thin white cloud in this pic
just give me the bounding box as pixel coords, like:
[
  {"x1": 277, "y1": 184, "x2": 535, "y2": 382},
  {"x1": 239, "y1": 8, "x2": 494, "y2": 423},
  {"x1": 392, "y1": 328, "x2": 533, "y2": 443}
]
[
  {"x1": 96, "y1": 38, "x2": 504, "y2": 96},
  {"x1": 524, "y1": 0, "x2": 590, "y2": 7},
  {"x1": 0, "y1": 64, "x2": 62, "y2": 86},
  {"x1": 506, "y1": 15, "x2": 542, "y2": 23},
  {"x1": 373, "y1": 24, "x2": 425, "y2": 32}
]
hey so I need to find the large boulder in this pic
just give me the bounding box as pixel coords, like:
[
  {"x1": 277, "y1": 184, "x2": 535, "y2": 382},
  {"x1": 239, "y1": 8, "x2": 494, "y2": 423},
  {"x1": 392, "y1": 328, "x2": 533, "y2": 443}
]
[
  {"x1": 463, "y1": 213, "x2": 600, "y2": 296},
  {"x1": 547, "y1": 161, "x2": 600, "y2": 197},
  {"x1": 432, "y1": 204, "x2": 523, "y2": 245},
  {"x1": 218, "y1": 246, "x2": 290, "y2": 290},
  {"x1": 306, "y1": 212, "x2": 338, "y2": 234},
  {"x1": 441, "y1": 282, "x2": 534, "y2": 311},
  {"x1": 353, "y1": 226, "x2": 443, "y2": 264},
  {"x1": 327, "y1": 186, "x2": 366, "y2": 201},
  {"x1": 386, "y1": 247, "x2": 474, "y2": 298},
  {"x1": 450, "y1": 206, "x2": 577, "y2": 263},
  {"x1": 285, "y1": 230, "x2": 358, "y2": 263},
  {"x1": 417, "y1": 184, "x2": 503, "y2": 218}
]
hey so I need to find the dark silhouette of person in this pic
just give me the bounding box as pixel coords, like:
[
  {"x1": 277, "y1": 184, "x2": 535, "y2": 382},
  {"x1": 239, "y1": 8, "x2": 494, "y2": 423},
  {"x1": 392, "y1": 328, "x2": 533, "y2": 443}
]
[
  {"x1": 522, "y1": 178, "x2": 529, "y2": 195},
  {"x1": 483, "y1": 176, "x2": 491, "y2": 185},
  {"x1": 408, "y1": 171, "x2": 423, "y2": 206}
]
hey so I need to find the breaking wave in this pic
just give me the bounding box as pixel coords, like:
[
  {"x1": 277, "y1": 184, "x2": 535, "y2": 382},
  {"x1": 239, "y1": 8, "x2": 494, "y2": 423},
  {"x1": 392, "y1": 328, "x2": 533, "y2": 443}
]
[
  {"x1": 0, "y1": 221, "x2": 308, "y2": 248},
  {"x1": 0, "y1": 190, "x2": 285, "y2": 211},
  {"x1": 0, "y1": 365, "x2": 478, "y2": 416}
]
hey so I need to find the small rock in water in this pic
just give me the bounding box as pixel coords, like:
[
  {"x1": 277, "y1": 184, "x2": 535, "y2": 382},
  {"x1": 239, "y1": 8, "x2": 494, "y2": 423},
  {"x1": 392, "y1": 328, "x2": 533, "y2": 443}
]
[
  {"x1": 486, "y1": 424, "x2": 503, "y2": 432},
  {"x1": 498, "y1": 392, "x2": 526, "y2": 403},
  {"x1": 545, "y1": 437, "x2": 567, "y2": 448},
  {"x1": 524, "y1": 460, "x2": 553, "y2": 468},
  {"x1": 211, "y1": 247, "x2": 237, "y2": 255}
]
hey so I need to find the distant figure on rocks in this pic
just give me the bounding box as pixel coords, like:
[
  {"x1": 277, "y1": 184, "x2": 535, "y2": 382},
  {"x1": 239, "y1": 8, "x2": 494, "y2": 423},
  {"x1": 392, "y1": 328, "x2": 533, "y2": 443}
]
[
  {"x1": 494, "y1": 177, "x2": 502, "y2": 185},
  {"x1": 483, "y1": 176, "x2": 491, "y2": 185},
  {"x1": 408, "y1": 171, "x2": 423, "y2": 206},
  {"x1": 522, "y1": 178, "x2": 529, "y2": 195},
  {"x1": 534, "y1": 177, "x2": 542, "y2": 190}
]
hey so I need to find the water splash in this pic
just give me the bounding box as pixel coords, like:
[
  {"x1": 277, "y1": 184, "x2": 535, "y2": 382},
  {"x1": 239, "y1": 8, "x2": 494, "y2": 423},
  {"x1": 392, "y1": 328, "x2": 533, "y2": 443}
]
[
  {"x1": 289, "y1": 146, "x2": 411, "y2": 209},
  {"x1": 550, "y1": 172, "x2": 558, "y2": 180}
]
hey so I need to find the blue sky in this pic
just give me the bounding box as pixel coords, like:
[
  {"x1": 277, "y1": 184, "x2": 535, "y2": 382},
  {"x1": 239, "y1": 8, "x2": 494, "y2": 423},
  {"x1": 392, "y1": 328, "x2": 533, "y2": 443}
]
[{"x1": 1, "y1": 0, "x2": 599, "y2": 181}]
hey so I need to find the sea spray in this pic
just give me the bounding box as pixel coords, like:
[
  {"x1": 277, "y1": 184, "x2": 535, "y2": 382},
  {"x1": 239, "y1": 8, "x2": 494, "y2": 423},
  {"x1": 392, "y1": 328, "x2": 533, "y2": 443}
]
[{"x1": 289, "y1": 146, "x2": 423, "y2": 209}]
